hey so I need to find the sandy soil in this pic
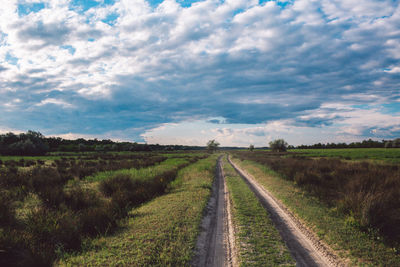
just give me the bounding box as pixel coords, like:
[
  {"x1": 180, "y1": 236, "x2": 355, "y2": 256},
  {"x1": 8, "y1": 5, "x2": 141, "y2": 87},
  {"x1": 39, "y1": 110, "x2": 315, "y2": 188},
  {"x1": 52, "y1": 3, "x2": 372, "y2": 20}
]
[{"x1": 228, "y1": 156, "x2": 346, "y2": 267}]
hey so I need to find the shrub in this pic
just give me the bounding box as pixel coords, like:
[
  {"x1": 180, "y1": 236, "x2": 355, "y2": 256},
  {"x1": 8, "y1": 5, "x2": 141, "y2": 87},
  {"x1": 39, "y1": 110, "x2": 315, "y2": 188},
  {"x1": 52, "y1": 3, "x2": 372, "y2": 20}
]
[
  {"x1": 63, "y1": 185, "x2": 101, "y2": 211},
  {"x1": 29, "y1": 167, "x2": 66, "y2": 208},
  {"x1": 23, "y1": 208, "x2": 82, "y2": 266},
  {"x1": 79, "y1": 203, "x2": 116, "y2": 236},
  {"x1": 233, "y1": 151, "x2": 400, "y2": 243},
  {"x1": 100, "y1": 174, "x2": 135, "y2": 197}
]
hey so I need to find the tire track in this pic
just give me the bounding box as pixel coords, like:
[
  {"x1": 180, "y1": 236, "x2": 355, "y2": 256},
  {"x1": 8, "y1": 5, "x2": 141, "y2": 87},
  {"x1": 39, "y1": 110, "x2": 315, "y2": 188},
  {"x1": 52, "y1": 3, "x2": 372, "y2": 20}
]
[
  {"x1": 192, "y1": 156, "x2": 237, "y2": 267},
  {"x1": 228, "y1": 156, "x2": 345, "y2": 267}
]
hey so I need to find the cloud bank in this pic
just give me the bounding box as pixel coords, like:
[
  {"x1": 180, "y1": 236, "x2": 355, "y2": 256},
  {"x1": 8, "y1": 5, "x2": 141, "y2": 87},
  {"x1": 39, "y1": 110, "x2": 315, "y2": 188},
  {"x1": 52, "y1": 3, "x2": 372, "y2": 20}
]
[{"x1": 0, "y1": 0, "x2": 399, "y2": 145}]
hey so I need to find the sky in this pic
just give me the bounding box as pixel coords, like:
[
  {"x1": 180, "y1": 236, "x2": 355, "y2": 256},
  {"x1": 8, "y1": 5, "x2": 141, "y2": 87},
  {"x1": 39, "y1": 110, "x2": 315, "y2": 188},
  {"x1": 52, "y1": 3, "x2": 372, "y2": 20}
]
[{"x1": 0, "y1": 0, "x2": 399, "y2": 147}]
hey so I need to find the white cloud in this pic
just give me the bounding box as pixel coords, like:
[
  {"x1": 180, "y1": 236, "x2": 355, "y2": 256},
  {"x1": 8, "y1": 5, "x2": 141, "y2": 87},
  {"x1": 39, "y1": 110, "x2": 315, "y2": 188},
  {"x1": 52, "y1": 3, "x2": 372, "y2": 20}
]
[
  {"x1": 0, "y1": 0, "x2": 399, "y2": 144},
  {"x1": 385, "y1": 67, "x2": 400, "y2": 73},
  {"x1": 36, "y1": 98, "x2": 75, "y2": 108}
]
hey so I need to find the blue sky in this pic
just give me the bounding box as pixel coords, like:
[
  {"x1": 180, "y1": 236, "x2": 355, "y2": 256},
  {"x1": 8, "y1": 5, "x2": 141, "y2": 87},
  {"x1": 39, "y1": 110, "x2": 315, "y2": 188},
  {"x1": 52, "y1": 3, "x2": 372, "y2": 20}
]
[{"x1": 0, "y1": 0, "x2": 399, "y2": 146}]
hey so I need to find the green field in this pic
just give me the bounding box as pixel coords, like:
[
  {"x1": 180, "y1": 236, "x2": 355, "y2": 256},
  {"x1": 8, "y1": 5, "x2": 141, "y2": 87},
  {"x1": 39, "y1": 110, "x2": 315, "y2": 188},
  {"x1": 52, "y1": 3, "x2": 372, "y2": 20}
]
[
  {"x1": 230, "y1": 152, "x2": 400, "y2": 266},
  {"x1": 292, "y1": 148, "x2": 400, "y2": 162},
  {"x1": 58, "y1": 154, "x2": 218, "y2": 266},
  {"x1": 84, "y1": 157, "x2": 192, "y2": 182},
  {"x1": 2, "y1": 148, "x2": 400, "y2": 266},
  {"x1": 0, "y1": 151, "x2": 208, "y2": 266}
]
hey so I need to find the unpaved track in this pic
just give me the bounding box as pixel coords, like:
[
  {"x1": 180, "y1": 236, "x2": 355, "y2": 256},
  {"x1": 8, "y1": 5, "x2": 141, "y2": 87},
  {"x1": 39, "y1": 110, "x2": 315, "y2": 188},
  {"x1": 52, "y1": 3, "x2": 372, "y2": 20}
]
[
  {"x1": 228, "y1": 156, "x2": 345, "y2": 267},
  {"x1": 192, "y1": 156, "x2": 236, "y2": 267}
]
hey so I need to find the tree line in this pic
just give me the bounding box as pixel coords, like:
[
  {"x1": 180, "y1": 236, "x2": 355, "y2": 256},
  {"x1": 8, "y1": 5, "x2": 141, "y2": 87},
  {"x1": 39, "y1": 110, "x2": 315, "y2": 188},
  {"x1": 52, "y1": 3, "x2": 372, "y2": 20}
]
[
  {"x1": 0, "y1": 131, "x2": 204, "y2": 156},
  {"x1": 296, "y1": 138, "x2": 399, "y2": 149}
]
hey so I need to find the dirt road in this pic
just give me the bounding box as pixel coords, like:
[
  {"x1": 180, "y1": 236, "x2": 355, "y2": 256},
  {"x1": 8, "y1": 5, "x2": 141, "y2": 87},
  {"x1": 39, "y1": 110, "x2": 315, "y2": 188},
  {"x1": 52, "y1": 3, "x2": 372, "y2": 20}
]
[
  {"x1": 192, "y1": 157, "x2": 236, "y2": 267},
  {"x1": 228, "y1": 156, "x2": 345, "y2": 267}
]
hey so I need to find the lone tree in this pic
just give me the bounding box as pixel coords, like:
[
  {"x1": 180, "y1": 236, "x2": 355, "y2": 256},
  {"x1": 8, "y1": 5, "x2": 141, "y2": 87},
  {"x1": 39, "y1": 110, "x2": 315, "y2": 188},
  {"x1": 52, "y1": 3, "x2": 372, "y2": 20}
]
[
  {"x1": 269, "y1": 139, "x2": 288, "y2": 152},
  {"x1": 249, "y1": 144, "x2": 254, "y2": 151},
  {"x1": 207, "y1": 139, "x2": 220, "y2": 153}
]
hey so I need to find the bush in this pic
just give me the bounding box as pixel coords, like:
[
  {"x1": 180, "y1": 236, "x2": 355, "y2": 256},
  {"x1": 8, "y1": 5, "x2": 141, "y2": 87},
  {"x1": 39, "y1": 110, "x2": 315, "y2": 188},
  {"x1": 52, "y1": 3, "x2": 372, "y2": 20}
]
[
  {"x1": 100, "y1": 169, "x2": 180, "y2": 213},
  {"x1": 29, "y1": 167, "x2": 66, "y2": 208},
  {"x1": 79, "y1": 203, "x2": 116, "y2": 236},
  {"x1": 23, "y1": 208, "x2": 82, "y2": 266},
  {"x1": 100, "y1": 174, "x2": 135, "y2": 197},
  {"x1": 63, "y1": 185, "x2": 101, "y2": 211}
]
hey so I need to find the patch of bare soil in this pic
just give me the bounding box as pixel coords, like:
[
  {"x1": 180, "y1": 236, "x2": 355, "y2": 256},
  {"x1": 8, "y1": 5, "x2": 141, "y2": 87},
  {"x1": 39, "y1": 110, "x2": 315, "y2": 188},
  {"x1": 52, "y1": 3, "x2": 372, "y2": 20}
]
[{"x1": 192, "y1": 156, "x2": 237, "y2": 267}]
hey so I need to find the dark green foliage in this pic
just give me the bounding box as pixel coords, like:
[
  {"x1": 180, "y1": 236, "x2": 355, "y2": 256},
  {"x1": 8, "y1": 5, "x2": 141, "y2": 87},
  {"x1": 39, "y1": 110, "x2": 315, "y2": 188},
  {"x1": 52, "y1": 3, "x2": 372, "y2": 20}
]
[
  {"x1": 63, "y1": 186, "x2": 101, "y2": 211},
  {"x1": 233, "y1": 151, "x2": 400, "y2": 244},
  {"x1": 385, "y1": 138, "x2": 400, "y2": 148},
  {"x1": 79, "y1": 204, "x2": 117, "y2": 236},
  {"x1": 22, "y1": 208, "x2": 82, "y2": 266},
  {"x1": 0, "y1": 131, "x2": 49, "y2": 156},
  {"x1": 206, "y1": 139, "x2": 220, "y2": 153},
  {"x1": 297, "y1": 138, "x2": 390, "y2": 149},
  {"x1": 100, "y1": 169, "x2": 179, "y2": 213},
  {"x1": 53, "y1": 154, "x2": 167, "y2": 180},
  {"x1": 100, "y1": 174, "x2": 134, "y2": 197},
  {"x1": 269, "y1": 139, "x2": 288, "y2": 152},
  {"x1": 0, "y1": 130, "x2": 208, "y2": 156},
  {"x1": 30, "y1": 167, "x2": 66, "y2": 208}
]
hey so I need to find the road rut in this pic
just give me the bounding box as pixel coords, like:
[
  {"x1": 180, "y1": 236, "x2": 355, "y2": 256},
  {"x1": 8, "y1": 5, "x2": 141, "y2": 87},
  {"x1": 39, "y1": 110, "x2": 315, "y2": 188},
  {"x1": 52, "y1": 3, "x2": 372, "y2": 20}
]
[
  {"x1": 192, "y1": 157, "x2": 236, "y2": 267},
  {"x1": 228, "y1": 156, "x2": 345, "y2": 267}
]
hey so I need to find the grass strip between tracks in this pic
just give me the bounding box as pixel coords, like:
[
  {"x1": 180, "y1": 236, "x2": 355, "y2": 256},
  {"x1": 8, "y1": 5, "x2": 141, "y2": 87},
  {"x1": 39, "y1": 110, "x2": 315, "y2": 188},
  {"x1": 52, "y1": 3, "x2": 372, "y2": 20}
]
[
  {"x1": 230, "y1": 156, "x2": 400, "y2": 266},
  {"x1": 57, "y1": 154, "x2": 218, "y2": 266},
  {"x1": 222, "y1": 156, "x2": 295, "y2": 266}
]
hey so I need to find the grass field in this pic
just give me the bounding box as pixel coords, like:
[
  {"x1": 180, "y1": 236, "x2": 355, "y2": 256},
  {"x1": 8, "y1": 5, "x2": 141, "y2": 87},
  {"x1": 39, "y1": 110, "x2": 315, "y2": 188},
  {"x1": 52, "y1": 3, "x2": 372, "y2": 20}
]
[
  {"x1": 0, "y1": 151, "x2": 206, "y2": 266},
  {"x1": 222, "y1": 156, "x2": 295, "y2": 266},
  {"x1": 292, "y1": 148, "x2": 400, "y2": 162},
  {"x1": 3, "y1": 148, "x2": 399, "y2": 266},
  {"x1": 57, "y1": 154, "x2": 218, "y2": 266},
  {"x1": 84, "y1": 157, "x2": 191, "y2": 182},
  {"x1": 230, "y1": 155, "x2": 400, "y2": 266}
]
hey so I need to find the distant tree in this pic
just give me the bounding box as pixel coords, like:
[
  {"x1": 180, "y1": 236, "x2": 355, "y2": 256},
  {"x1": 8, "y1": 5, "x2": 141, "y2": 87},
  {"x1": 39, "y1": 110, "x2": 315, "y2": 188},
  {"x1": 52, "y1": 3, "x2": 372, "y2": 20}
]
[
  {"x1": 207, "y1": 140, "x2": 220, "y2": 153},
  {"x1": 394, "y1": 138, "x2": 400, "y2": 148},
  {"x1": 386, "y1": 138, "x2": 400, "y2": 148},
  {"x1": 249, "y1": 144, "x2": 254, "y2": 151},
  {"x1": 269, "y1": 139, "x2": 288, "y2": 152},
  {"x1": 0, "y1": 130, "x2": 49, "y2": 156},
  {"x1": 385, "y1": 141, "x2": 393, "y2": 148}
]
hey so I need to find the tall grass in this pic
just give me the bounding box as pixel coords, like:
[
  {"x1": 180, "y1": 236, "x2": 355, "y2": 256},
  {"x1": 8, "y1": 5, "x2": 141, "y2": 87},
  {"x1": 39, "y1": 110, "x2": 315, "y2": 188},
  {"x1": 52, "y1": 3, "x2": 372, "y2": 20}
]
[
  {"x1": 293, "y1": 148, "x2": 400, "y2": 163},
  {"x1": 233, "y1": 151, "x2": 400, "y2": 245},
  {"x1": 0, "y1": 153, "x2": 205, "y2": 266},
  {"x1": 57, "y1": 154, "x2": 216, "y2": 266},
  {"x1": 85, "y1": 157, "x2": 189, "y2": 182}
]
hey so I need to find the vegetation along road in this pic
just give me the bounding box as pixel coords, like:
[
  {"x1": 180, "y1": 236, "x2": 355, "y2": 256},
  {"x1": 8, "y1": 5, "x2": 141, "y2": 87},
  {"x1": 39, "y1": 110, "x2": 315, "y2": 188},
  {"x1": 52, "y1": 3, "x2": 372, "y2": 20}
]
[
  {"x1": 2, "y1": 147, "x2": 399, "y2": 266},
  {"x1": 192, "y1": 154, "x2": 344, "y2": 266},
  {"x1": 194, "y1": 154, "x2": 343, "y2": 266},
  {"x1": 227, "y1": 155, "x2": 342, "y2": 266}
]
